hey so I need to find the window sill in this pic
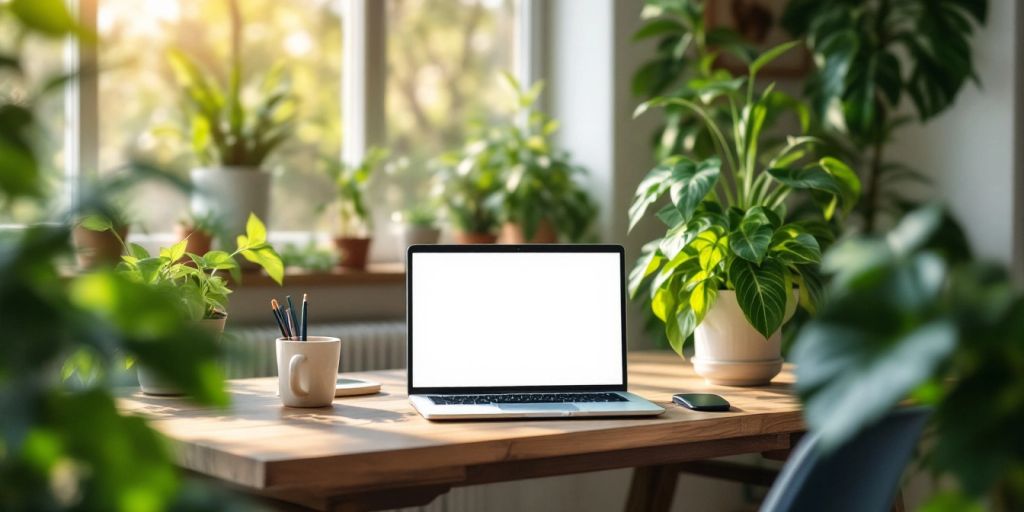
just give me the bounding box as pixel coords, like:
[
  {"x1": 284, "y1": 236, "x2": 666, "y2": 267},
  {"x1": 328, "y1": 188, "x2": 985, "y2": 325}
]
[{"x1": 231, "y1": 262, "x2": 405, "y2": 288}]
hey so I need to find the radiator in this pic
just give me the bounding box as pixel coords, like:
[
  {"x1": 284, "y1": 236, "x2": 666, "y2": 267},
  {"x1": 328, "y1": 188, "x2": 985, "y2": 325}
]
[{"x1": 222, "y1": 321, "x2": 407, "y2": 378}]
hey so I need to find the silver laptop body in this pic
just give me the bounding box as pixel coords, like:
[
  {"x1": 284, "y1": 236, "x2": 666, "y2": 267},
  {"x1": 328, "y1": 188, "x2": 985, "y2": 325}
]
[{"x1": 406, "y1": 244, "x2": 665, "y2": 420}]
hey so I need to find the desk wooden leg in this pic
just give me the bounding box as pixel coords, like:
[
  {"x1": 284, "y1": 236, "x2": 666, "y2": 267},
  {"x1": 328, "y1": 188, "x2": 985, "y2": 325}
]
[
  {"x1": 891, "y1": 489, "x2": 906, "y2": 512},
  {"x1": 625, "y1": 465, "x2": 680, "y2": 512}
]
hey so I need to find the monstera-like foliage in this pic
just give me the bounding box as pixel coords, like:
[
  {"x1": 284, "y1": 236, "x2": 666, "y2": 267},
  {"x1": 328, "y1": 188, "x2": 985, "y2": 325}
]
[
  {"x1": 783, "y1": 0, "x2": 988, "y2": 231},
  {"x1": 629, "y1": 42, "x2": 860, "y2": 354}
]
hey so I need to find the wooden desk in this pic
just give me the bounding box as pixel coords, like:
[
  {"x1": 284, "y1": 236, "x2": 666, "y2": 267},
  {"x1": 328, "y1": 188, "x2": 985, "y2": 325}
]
[{"x1": 118, "y1": 352, "x2": 804, "y2": 511}]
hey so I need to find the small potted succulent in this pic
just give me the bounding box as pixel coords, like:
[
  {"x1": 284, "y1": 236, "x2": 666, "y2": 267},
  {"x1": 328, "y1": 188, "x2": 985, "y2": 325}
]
[
  {"x1": 84, "y1": 213, "x2": 283, "y2": 395},
  {"x1": 173, "y1": 210, "x2": 221, "y2": 258},
  {"x1": 323, "y1": 148, "x2": 388, "y2": 270},
  {"x1": 392, "y1": 203, "x2": 441, "y2": 249},
  {"x1": 72, "y1": 210, "x2": 130, "y2": 269},
  {"x1": 629, "y1": 42, "x2": 860, "y2": 386}
]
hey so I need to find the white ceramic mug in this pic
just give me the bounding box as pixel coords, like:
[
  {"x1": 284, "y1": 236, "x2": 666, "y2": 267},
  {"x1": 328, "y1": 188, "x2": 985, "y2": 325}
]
[{"x1": 275, "y1": 337, "x2": 341, "y2": 407}]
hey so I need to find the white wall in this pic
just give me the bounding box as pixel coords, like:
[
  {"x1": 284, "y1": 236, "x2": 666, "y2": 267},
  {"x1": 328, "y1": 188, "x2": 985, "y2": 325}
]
[
  {"x1": 887, "y1": 0, "x2": 1018, "y2": 265},
  {"x1": 547, "y1": 0, "x2": 663, "y2": 351}
]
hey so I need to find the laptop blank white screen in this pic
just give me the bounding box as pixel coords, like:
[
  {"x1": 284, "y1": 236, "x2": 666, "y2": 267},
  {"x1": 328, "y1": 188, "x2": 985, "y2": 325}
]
[{"x1": 411, "y1": 251, "x2": 625, "y2": 389}]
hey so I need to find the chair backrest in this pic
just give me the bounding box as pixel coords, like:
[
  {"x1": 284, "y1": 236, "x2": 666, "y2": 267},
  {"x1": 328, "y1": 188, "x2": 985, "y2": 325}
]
[{"x1": 760, "y1": 407, "x2": 930, "y2": 512}]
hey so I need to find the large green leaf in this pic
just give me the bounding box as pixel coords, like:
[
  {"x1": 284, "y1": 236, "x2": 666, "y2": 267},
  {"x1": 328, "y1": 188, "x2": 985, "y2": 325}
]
[
  {"x1": 629, "y1": 241, "x2": 664, "y2": 298},
  {"x1": 628, "y1": 163, "x2": 675, "y2": 232},
  {"x1": 730, "y1": 207, "x2": 774, "y2": 264},
  {"x1": 668, "y1": 157, "x2": 721, "y2": 222},
  {"x1": 728, "y1": 258, "x2": 789, "y2": 337},
  {"x1": 771, "y1": 226, "x2": 822, "y2": 264},
  {"x1": 633, "y1": 18, "x2": 686, "y2": 41},
  {"x1": 11, "y1": 0, "x2": 79, "y2": 36},
  {"x1": 767, "y1": 166, "x2": 843, "y2": 195}
]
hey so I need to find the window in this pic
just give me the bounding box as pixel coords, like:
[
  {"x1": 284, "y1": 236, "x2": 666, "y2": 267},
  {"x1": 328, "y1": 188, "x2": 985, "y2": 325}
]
[
  {"x1": 96, "y1": 0, "x2": 343, "y2": 233},
  {"x1": 40, "y1": 0, "x2": 532, "y2": 258},
  {"x1": 382, "y1": 0, "x2": 519, "y2": 216},
  {"x1": 0, "y1": 17, "x2": 67, "y2": 224}
]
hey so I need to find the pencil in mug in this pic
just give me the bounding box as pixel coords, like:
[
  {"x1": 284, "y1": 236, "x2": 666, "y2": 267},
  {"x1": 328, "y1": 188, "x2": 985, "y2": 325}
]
[
  {"x1": 271, "y1": 299, "x2": 292, "y2": 339},
  {"x1": 300, "y1": 293, "x2": 308, "y2": 342},
  {"x1": 270, "y1": 299, "x2": 288, "y2": 338},
  {"x1": 284, "y1": 308, "x2": 297, "y2": 341},
  {"x1": 286, "y1": 295, "x2": 300, "y2": 340}
]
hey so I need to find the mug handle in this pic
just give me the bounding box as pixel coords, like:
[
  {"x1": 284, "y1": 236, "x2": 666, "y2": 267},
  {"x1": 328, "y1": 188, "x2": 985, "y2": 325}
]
[{"x1": 289, "y1": 354, "x2": 309, "y2": 397}]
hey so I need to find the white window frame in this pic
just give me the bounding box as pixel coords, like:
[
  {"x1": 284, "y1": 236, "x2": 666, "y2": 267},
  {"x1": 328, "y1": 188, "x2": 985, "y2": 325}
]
[{"x1": 64, "y1": 0, "x2": 541, "y2": 259}]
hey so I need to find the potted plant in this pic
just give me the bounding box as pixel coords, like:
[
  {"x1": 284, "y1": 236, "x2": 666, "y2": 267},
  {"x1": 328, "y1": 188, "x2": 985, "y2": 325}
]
[
  {"x1": 323, "y1": 148, "x2": 388, "y2": 270},
  {"x1": 629, "y1": 42, "x2": 860, "y2": 386},
  {"x1": 492, "y1": 74, "x2": 597, "y2": 243},
  {"x1": 72, "y1": 210, "x2": 130, "y2": 269},
  {"x1": 173, "y1": 210, "x2": 221, "y2": 258},
  {"x1": 432, "y1": 144, "x2": 502, "y2": 243},
  {"x1": 393, "y1": 203, "x2": 441, "y2": 249},
  {"x1": 85, "y1": 213, "x2": 283, "y2": 395},
  {"x1": 167, "y1": 0, "x2": 296, "y2": 246}
]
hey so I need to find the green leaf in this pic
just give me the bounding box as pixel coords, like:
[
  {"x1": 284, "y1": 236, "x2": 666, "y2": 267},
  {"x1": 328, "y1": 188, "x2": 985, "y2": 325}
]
[
  {"x1": 690, "y1": 229, "x2": 728, "y2": 271},
  {"x1": 11, "y1": 0, "x2": 79, "y2": 36},
  {"x1": 245, "y1": 213, "x2": 268, "y2": 245},
  {"x1": 128, "y1": 243, "x2": 150, "y2": 260},
  {"x1": 135, "y1": 258, "x2": 165, "y2": 284},
  {"x1": 771, "y1": 227, "x2": 822, "y2": 264},
  {"x1": 731, "y1": 207, "x2": 774, "y2": 264},
  {"x1": 819, "y1": 157, "x2": 861, "y2": 214},
  {"x1": 628, "y1": 163, "x2": 675, "y2": 232},
  {"x1": 749, "y1": 40, "x2": 800, "y2": 79},
  {"x1": 728, "y1": 258, "x2": 789, "y2": 337},
  {"x1": 668, "y1": 157, "x2": 721, "y2": 222},
  {"x1": 689, "y1": 275, "x2": 719, "y2": 324},
  {"x1": 633, "y1": 18, "x2": 686, "y2": 41},
  {"x1": 240, "y1": 246, "x2": 284, "y2": 285},
  {"x1": 79, "y1": 215, "x2": 113, "y2": 232},
  {"x1": 161, "y1": 239, "x2": 188, "y2": 263},
  {"x1": 202, "y1": 250, "x2": 235, "y2": 269},
  {"x1": 629, "y1": 242, "x2": 664, "y2": 298},
  {"x1": 768, "y1": 166, "x2": 843, "y2": 195},
  {"x1": 794, "y1": 319, "x2": 955, "y2": 451}
]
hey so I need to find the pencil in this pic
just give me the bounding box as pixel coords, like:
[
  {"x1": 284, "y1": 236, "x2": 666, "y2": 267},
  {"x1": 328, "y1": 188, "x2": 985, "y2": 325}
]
[
  {"x1": 272, "y1": 299, "x2": 291, "y2": 338},
  {"x1": 286, "y1": 295, "x2": 299, "y2": 340},
  {"x1": 300, "y1": 293, "x2": 308, "y2": 342},
  {"x1": 270, "y1": 299, "x2": 288, "y2": 338},
  {"x1": 284, "y1": 308, "x2": 297, "y2": 341}
]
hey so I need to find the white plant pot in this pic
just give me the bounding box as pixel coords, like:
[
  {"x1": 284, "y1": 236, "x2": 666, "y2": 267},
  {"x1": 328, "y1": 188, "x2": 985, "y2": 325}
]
[
  {"x1": 138, "y1": 315, "x2": 227, "y2": 396},
  {"x1": 190, "y1": 167, "x2": 270, "y2": 249},
  {"x1": 692, "y1": 290, "x2": 793, "y2": 386},
  {"x1": 398, "y1": 225, "x2": 441, "y2": 249}
]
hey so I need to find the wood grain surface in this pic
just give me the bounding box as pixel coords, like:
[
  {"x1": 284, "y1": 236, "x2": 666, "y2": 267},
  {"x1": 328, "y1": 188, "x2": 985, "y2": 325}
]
[{"x1": 118, "y1": 351, "x2": 804, "y2": 503}]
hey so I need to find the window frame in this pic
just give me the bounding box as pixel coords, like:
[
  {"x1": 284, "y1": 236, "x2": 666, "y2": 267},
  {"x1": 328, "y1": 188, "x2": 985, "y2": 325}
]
[{"x1": 63, "y1": 0, "x2": 541, "y2": 258}]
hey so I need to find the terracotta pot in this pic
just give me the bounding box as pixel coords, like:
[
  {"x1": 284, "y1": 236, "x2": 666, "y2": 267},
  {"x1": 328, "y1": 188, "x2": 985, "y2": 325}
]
[
  {"x1": 453, "y1": 231, "x2": 497, "y2": 244},
  {"x1": 333, "y1": 237, "x2": 371, "y2": 270},
  {"x1": 498, "y1": 219, "x2": 557, "y2": 244},
  {"x1": 173, "y1": 224, "x2": 214, "y2": 259},
  {"x1": 73, "y1": 225, "x2": 128, "y2": 269},
  {"x1": 691, "y1": 290, "x2": 796, "y2": 386},
  {"x1": 138, "y1": 314, "x2": 228, "y2": 396}
]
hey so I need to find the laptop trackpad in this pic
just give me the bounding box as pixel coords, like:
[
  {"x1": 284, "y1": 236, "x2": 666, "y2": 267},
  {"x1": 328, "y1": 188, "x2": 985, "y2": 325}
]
[{"x1": 497, "y1": 403, "x2": 579, "y2": 413}]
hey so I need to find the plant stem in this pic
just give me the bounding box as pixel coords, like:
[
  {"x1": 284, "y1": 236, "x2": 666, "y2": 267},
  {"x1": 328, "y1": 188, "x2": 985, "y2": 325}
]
[{"x1": 863, "y1": 137, "x2": 884, "y2": 232}]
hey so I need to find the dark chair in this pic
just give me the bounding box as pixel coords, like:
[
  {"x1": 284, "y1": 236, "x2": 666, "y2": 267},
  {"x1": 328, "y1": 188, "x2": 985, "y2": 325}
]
[{"x1": 760, "y1": 408, "x2": 930, "y2": 512}]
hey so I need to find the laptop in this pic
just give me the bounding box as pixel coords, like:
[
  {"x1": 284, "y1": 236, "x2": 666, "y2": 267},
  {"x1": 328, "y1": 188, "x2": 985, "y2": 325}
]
[{"x1": 407, "y1": 244, "x2": 665, "y2": 420}]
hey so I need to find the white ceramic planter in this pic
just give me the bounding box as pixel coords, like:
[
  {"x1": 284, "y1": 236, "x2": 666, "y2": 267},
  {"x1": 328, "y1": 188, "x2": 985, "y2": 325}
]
[
  {"x1": 138, "y1": 315, "x2": 227, "y2": 396},
  {"x1": 190, "y1": 167, "x2": 270, "y2": 248},
  {"x1": 692, "y1": 290, "x2": 793, "y2": 386},
  {"x1": 398, "y1": 225, "x2": 441, "y2": 250}
]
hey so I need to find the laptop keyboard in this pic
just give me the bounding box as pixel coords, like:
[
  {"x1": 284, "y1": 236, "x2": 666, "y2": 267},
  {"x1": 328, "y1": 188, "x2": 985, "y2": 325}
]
[{"x1": 427, "y1": 392, "x2": 628, "y2": 405}]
